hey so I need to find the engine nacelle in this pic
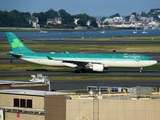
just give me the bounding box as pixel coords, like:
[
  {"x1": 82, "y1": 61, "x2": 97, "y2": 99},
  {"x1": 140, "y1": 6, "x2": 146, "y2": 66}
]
[
  {"x1": 63, "y1": 63, "x2": 77, "y2": 67},
  {"x1": 92, "y1": 64, "x2": 104, "y2": 72}
]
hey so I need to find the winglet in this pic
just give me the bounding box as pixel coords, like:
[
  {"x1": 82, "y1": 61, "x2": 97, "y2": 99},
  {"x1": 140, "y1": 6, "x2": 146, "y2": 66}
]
[
  {"x1": 47, "y1": 56, "x2": 53, "y2": 60},
  {"x1": 65, "y1": 51, "x2": 70, "y2": 54}
]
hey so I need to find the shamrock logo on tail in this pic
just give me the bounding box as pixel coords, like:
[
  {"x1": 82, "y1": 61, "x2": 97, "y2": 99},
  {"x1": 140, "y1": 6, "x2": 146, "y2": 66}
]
[{"x1": 12, "y1": 39, "x2": 24, "y2": 49}]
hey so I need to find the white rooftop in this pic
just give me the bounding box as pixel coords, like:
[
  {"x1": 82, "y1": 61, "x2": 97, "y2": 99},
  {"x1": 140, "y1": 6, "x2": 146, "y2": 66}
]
[
  {"x1": 0, "y1": 80, "x2": 36, "y2": 84},
  {"x1": 0, "y1": 89, "x2": 70, "y2": 96},
  {"x1": 0, "y1": 80, "x2": 45, "y2": 85}
]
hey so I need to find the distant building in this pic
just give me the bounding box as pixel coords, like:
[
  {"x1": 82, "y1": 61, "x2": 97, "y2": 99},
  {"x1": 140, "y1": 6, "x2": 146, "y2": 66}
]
[
  {"x1": 110, "y1": 23, "x2": 142, "y2": 29},
  {"x1": 103, "y1": 18, "x2": 114, "y2": 24},
  {"x1": 129, "y1": 15, "x2": 136, "y2": 23},
  {"x1": 74, "y1": 18, "x2": 80, "y2": 25},
  {"x1": 54, "y1": 17, "x2": 62, "y2": 25},
  {"x1": 86, "y1": 20, "x2": 91, "y2": 26},
  {"x1": 112, "y1": 16, "x2": 125, "y2": 23},
  {"x1": 139, "y1": 17, "x2": 153, "y2": 23},
  {"x1": 29, "y1": 17, "x2": 39, "y2": 28},
  {"x1": 148, "y1": 21, "x2": 160, "y2": 29},
  {"x1": 74, "y1": 26, "x2": 87, "y2": 30},
  {"x1": 103, "y1": 17, "x2": 125, "y2": 24},
  {"x1": 46, "y1": 19, "x2": 54, "y2": 25},
  {"x1": 153, "y1": 9, "x2": 160, "y2": 14},
  {"x1": 139, "y1": 17, "x2": 148, "y2": 22},
  {"x1": 96, "y1": 19, "x2": 102, "y2": 27},
  {"x1": 46, "y1": 17, "x2": 62, "y2": 25}
]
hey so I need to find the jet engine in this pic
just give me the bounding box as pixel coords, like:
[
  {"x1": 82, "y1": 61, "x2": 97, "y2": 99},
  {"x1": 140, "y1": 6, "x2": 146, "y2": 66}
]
[
  {"x1": 92, "y1": 64, "x2": 104, "y2": 72},
  {"x1": 63, "y1": 63, "x2": 77, "y2": 67}
]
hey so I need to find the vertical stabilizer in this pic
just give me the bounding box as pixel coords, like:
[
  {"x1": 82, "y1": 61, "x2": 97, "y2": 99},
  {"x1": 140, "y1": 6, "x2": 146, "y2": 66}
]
[{"x1": 6, "y1": 32, "x2": 34, "y2": 53}]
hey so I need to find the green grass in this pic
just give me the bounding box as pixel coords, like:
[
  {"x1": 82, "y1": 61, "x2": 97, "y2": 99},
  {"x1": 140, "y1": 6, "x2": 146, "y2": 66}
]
[
  {"x1": 0, "y1": 75, "x2": 160, "y2": 81},
  {"x1": 0, "y1": 63, "x2": 73, "y2": 71},
  {"x1": 1, "y1": 63, "x2": 160, "y2": 71},
  {"x1": 1, "y1": 44, "x2": 160, "y2": 57},
  {"x1": 30, "y1": 44, "x2": 159, "y2": 53},
  {"x1": 1, "y1": 36, "x2": 160, "y2": 57}
]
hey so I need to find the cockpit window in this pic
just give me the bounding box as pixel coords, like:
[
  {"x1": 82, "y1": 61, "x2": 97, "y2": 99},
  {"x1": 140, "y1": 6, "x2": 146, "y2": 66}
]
[{"x1": 149, "y1": 58, "x2": 154, "y2": 60}]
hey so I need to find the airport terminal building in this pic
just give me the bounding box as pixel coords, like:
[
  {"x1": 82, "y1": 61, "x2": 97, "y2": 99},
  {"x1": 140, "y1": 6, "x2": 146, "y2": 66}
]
[{"x1": 0, "y1": 88, "x2": 160, "y2": 120}]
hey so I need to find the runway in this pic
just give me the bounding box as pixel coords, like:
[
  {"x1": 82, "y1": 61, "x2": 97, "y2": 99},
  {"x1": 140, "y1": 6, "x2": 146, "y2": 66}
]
[
  {"x1": 50, "y1": 80, "x2": 160, "y2": 91},
  {"x1": 1, "y1": 39, "x2": 160, "y2": 44}
]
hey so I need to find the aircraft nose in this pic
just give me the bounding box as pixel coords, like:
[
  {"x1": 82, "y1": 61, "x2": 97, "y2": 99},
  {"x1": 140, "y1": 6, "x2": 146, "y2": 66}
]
[
  {"x1": 155, "y1": 60, "x2": 158, "y2": 64},
  {"x1": 153, "y1": 60, "x2": 157, "y2": 65}
]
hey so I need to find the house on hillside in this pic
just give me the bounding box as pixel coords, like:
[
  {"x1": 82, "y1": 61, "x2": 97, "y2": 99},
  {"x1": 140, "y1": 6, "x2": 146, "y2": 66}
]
[
  {"x1": 54, "y1": 17, "x2": 62, "y2": 24},
  {"x1": 46, "y1": 17, "x2": 62, "y2": 25},
  {"x1": 74, "y1": 18, "x2": 80, "y2": 25},
  {"x1": 46, "y1": 19, "x2": 54, "y2": 25},
  {"x1": 29, "y1": 17, "x2": 39, "y2": 28}
]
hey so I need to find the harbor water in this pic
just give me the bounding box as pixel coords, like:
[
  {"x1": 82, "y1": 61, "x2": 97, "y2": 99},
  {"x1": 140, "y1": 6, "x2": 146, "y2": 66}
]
[{"x1": 0, "y1": 29, "x2": 160, "y2": 38}]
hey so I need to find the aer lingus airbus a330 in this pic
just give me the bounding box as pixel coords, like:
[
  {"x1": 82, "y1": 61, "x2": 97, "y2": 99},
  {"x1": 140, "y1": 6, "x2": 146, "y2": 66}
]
[{"x1": 6, "y1": 32, "x2": 157, "y2": 73}]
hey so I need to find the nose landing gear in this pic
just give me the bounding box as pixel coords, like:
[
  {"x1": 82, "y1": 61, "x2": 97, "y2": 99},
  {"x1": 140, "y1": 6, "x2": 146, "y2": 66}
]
[{"x1": 140, "y1": 67, "x2": 143, "y2": 73}]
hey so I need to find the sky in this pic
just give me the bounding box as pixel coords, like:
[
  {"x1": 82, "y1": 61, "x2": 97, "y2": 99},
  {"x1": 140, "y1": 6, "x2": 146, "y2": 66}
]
[{"x1": 0, "y1": 0, "x2": 160, "y2": 17}]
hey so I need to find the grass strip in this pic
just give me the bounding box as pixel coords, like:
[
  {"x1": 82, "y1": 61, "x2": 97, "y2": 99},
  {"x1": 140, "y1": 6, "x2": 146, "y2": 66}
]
[
  {"x1": 1, "y1": 36, "x2": 160, "y2": 41},
  {"x1": 1, "y1": 44, "x2": 160, "y2": 57},
  {"x1": 0, "y1": 63, "x2": 74, "y2": 71},
  {"x1": 0, "y1": 75, "x2": 160, "y2": 81},
  {"x1": 0, "y1": 63, "x2": 160, "y2": 71}
]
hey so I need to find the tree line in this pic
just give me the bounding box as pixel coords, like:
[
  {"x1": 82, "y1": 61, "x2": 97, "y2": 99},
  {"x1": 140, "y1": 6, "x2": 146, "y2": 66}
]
[
  {"x1": 0, "y1": 8, "x2": 159, "y2": 29},
  {"x1": 0, "y1": 9, "x2": 97, "y2": 29},
  {"x1": 0, "y1": 10, "x2": 32, "y2": 27}
]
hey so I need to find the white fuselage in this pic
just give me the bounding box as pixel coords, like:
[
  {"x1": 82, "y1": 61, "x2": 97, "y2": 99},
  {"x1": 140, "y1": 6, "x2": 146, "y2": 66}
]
[{"x1": 22, "y1": 58, "x2": 157, "y2": 68}]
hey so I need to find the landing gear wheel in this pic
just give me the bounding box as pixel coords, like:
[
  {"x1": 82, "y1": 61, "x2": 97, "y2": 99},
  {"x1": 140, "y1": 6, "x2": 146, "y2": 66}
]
[
  {"x1": 140, "y1": 67, "x2": 143, "y2": 73},
  {"x1": 74, "y1": 69, "x2": 86, "y2": 73},
  {"x1": 74, "y1": 70, "x2": 80, "y2": 73},
  {"x1": 81, "y1": 69, "x2": 86, "y2": 73}
]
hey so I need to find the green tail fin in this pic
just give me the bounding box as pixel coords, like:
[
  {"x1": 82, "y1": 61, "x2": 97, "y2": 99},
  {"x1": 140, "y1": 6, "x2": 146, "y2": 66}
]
[{"x1": 6, "y1": 32, "x2": 34, "y2": 53}]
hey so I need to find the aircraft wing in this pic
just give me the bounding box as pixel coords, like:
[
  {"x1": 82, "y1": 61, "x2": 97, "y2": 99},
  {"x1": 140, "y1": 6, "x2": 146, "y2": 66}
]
[{"x1": 47, "y1": 56, "x2": 89, "y2": 66}]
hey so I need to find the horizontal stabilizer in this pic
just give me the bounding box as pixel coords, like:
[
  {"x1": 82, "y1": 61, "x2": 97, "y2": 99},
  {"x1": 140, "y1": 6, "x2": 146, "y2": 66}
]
[{"x1": 8, "y1": 52, "x2": 23, "y2": 58}]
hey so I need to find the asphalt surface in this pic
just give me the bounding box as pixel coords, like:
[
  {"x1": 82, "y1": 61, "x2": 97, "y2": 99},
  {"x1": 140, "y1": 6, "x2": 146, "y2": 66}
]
[
  {"x1": 1, "y1": 39, "x2": 160, "y2": 44},
  {"x1": 50, "y1": 80, "x2": 160, "y2": 91}
]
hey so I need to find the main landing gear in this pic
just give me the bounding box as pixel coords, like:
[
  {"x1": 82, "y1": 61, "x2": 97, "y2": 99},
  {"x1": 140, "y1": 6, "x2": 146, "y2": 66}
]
[
  {"x1": 140, "y1": 67, "x2": 143, "y2": 73},
  {"x1": 74, "y1": 68, "x2": 86, "y2": 73}
]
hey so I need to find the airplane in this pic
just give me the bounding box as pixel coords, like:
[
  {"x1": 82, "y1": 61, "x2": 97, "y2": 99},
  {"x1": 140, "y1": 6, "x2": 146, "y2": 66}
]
[{"x1": 6, "y1": 32, "x2": 157, "y2": 73}]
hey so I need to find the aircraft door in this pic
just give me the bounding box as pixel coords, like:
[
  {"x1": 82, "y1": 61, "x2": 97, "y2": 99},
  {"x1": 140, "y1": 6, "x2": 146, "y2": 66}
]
[
  {"x1": 33, "y1": 54, "x2": 37, "y2": 60},
  {"x1": 138, "y1": 56, "x2": 144, "y2": 67},
  {"x1": 112, "y1": 56, "x2": 116, "y2": 62},
  {"x1": 33, "y1": 54, "x2": 37, "y2": 59},
  {"x1": 140, "y1": 56, "x2": 144, "y2": 62}
]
